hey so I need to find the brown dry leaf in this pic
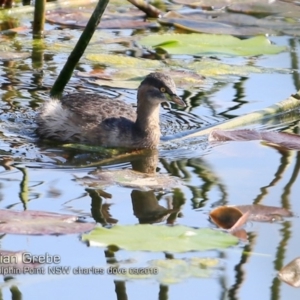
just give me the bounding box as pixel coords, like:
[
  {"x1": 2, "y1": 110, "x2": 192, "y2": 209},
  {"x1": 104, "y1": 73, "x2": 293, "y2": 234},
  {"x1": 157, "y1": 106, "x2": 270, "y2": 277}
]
[
  {"x1": 46, "y1": 8, "x2": 154, "y2": 29},
  {"x1": 0, "y1": 210, "x2": 95, "y2": 235},
  {"x1": 228, "y1": 1, "x2": 300, "y2": 18},
  {"x1": 235, "y1": 204, "x2": 292, "y2": 221},
  {"x1": 210, "y1": 206, "x2": 243, "y2": 229},
  {"x1": 210, "y1": 204, "x2": 292, "y2": 229},
  {"x1": 162, "y1": 1, "x2": 300, "y2": 36},
  {"x1": 210, "y1": 204, "x2": 292, "y2": 241},
  {"x1": 209, "y1": 129, "x2": 300, "y2": 150},
  {"x1": 229, "y1": 211, "x2": 250, "y2": 233},
  {"x1": 278, "y1": 257, "x2": 300, "y2": 287},
  {"x1": 160, "y1": 12, "x2": 271, "y2": 36}
]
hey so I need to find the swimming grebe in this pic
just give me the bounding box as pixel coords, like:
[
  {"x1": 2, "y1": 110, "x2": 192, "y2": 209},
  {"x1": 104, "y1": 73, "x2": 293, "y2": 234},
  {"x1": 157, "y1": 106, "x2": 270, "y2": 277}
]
[{"x1": 36, "y1": 72, "x2": 185, "y2": 149}]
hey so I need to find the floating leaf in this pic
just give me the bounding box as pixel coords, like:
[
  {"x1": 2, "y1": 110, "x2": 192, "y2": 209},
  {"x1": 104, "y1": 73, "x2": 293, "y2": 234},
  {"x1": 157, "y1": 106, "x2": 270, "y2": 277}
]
[
  {"x1": 210, "y1": 206, "x2": 243, "y2": 229},
  {"x1": 85, "y1": 53, "x2": 162, "y2": 68},
  {"x1": 82, "y1": 225, "x2": 238, "y2": 252},
  {"x1": 159, "y1": 12, "x2": 272, "y2": 36},
  {"x1": 0, "y1": 51, "x2": 30, "y2": 61},
  {"x1": 235, "y1": 204, "x2": 292, "y2": 221},
  {"x1": 278, "y1": 257, "x2": 300, "y2": 287},
  {"x1": 46, "y1": 7, "x2": 153, "y2": 29},
  {"x1": 209, "y1": 129, "x2": 300, "y2": 151},
  {"x1": 77, "y1": 169, "x2": 182, "y2": 191},
  {"x1": 78, "y1": 68, "x2": 205, "y2": 90},
  {"x1": 139, "y1": 33, "x2": 286, "y2": 56},
  {"x1": 0, "y1": 250, "x2": 44, "y2": 270},
  {"x1": 210, "y1": 204, "x2": 292, "y2": 228},
  {"x1": 0, "y1": 210, "x2": 95, "y2": 235}
]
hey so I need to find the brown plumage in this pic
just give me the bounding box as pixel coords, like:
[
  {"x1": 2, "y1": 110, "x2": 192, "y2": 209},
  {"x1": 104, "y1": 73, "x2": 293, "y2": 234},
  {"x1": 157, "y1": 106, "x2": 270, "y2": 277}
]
[{"x1": 36, "y1": 72, "x2": 186, "y2": 149}]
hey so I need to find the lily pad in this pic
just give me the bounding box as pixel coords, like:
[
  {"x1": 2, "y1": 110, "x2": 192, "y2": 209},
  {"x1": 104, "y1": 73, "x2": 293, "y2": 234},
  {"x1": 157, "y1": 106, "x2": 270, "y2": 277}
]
[
  {"x1": 0, "y1": 210, "x2": 95, "y2": 235},
  {"x1": 85, "y1": 53, "x2": 162, "y2": 69},
  {"x1": 82, "y1": 225, "x2": 238, "y2": 252},
  {"x1": 159, "y1": 12, "x2": 272, "y2": 36},
  {"x1": 139, "y1": 33, "x2": 286, "y2": 56},
  {"x1": 78, "y1": 68, "x2": 205, "y2": 90}
]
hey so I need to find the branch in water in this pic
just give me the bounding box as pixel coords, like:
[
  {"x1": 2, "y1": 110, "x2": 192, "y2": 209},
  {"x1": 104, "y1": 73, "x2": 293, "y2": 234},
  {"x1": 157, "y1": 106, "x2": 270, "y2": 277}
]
[{"x1": 127, "y1": 0, "x2": 161, "y2": 18}]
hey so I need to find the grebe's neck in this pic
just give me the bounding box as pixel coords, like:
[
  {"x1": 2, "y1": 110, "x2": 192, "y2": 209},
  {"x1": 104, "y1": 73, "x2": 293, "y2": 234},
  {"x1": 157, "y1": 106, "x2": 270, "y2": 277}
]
[{"x1": 134, "y1": 85, "x2": 161, "y2": 147}]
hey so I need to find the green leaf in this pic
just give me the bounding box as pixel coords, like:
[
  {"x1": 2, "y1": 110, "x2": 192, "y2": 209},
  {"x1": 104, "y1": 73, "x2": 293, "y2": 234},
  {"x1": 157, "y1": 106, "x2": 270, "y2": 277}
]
[
  {"x1": 82, "y1": 224, "x2": 238, "y2": 252},
  {"x1": 85, "y1": 53, "x2": 162, "y2": 68},
  {"x1": 139, "y1": 33, "x2": 286, "y2": 56}
]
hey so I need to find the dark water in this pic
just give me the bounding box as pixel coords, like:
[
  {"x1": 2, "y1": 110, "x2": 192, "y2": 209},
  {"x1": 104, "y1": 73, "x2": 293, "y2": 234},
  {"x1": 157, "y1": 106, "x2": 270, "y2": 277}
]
[{"x1": 0, "y1": 8, "x2": 299, "y2": 300}]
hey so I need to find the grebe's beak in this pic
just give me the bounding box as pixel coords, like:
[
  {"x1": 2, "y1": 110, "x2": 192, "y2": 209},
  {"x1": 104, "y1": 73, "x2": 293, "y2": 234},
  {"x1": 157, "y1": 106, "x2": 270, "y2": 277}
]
[{"x1": 170, "y1": 94, "x2": 186, "y2": 107}]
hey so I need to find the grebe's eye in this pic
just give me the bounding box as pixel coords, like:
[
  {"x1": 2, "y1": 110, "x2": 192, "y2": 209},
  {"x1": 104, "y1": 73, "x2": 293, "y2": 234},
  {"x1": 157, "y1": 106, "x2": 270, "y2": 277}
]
[{"x1": 160, "y1": 87, "x2": 166, "y2": 93}]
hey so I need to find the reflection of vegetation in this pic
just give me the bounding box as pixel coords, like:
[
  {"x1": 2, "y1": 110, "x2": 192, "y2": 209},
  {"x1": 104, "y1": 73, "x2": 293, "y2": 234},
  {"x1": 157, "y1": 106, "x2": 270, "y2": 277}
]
[
  {"x1": 221, "y1": 76, "x2": 248, "y2": 120},
  {"x1": 281, "y1": 147, "x2": 300, "y2": 210},
  {"x1": 289, "y1": 38, "x2": 300, "y2": 91},
  {"x1": 253, "y1": 148, "x2": 292, "y2": 205},
  {"x1": 271, "y1": 221, "x2": 291, "y2": 300},
  {"x1": 17, "y1": 167, "x2": 28, "y2": 210},
  {"x1": 160, "y1": 157, "x2": 227, "y2": 209},
  {"x1": 270, "y1": 150, "x2": 300, "y2": 297},
  {"x1": 227, "y1": 232, "x2": 257, "y2": 300},
  {"x1": 9, "y1": 285, "x2": 22, "y2": 300}
]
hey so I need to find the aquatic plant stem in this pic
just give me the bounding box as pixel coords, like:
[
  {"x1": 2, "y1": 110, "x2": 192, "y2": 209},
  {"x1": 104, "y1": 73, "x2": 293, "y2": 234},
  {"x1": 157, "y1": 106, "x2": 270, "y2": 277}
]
[
  {"x1": 127, "y1": 0, "x2": 161, "y2": 17},
  {"x1": 50, "y1": 0, "x2": 109, "y2": 98},
  {"x1": 33, "y1": 0, "x2": 46, "y2": 37},
  {"x1": 162, "y1": 92, "x2": 300, "y2": 142}
]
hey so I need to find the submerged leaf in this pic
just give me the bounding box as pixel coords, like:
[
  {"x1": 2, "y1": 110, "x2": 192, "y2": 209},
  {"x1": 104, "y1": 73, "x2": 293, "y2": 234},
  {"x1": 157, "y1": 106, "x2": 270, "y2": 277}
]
[
  {"x1": 122, "y1": 258, "x2": 219, "y2": 283},
  {"x1": 0, "y1": 210, "x2": 95, "y2": 235},
  {"x1": 82, "y1": 225, "x2": 238, "y2": 252}
]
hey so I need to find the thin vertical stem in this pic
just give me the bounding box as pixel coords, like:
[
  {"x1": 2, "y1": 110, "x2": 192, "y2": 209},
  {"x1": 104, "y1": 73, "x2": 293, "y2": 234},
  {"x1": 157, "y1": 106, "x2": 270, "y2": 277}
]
[
  {"x1": 50, "y1": 0, "x2": 109, "y2": 98},
  {"x1": 33, "y1": 0, "x2": 46, "y2": 38}
]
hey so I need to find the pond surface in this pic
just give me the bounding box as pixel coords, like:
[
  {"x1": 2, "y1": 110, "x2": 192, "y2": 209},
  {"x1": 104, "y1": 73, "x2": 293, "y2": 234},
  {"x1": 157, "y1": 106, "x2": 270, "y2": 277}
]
[{"x1": 0, "y1": 1, "x2": 299, "y2": 299}]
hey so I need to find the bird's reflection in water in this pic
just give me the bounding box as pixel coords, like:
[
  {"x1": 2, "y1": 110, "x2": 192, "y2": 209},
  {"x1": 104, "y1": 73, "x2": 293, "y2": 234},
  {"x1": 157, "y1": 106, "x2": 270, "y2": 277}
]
[
  {"x1": 86, "y1": 149, "x2": 182, "y2": 225},
  {"x1": 130, "y1": 149, "x2": 181, "y2": 224},
  {"x1": 131, "y1": 190, "x2": 179, "y2": 224}
]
